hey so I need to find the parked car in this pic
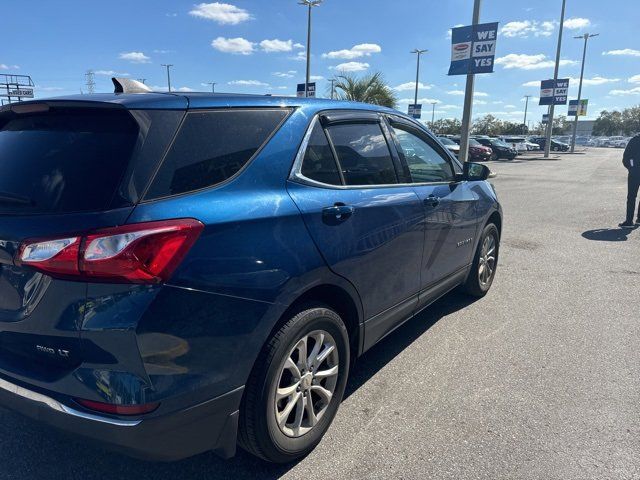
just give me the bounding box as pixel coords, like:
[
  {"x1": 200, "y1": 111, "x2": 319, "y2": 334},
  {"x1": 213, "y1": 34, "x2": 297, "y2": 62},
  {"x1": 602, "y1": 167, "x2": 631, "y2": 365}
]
[
  {"x1": 0, "y1": 81, "x2": 502, "y2": 463},
  {"x1": 523, "y1": 139, "x2": 541, "y2": 151},
  {"x1": 437, "y1": 136, "x2": 460, "y2": 157},
  {"x1": 529, "y1": 136, "x2": 570, "y2": 152},
  {"x1": 451, "y1": 137, "x2": 493, "y2": 161},
  {"x1": 612, "y1": 138, "x2": 630, "y2": 148},
  {"x1": 473, "y1": 137, "x2": 517, "y2": 160},
  {"x1": 499, "y1": 136, "x2": 528, "y2": 154}
]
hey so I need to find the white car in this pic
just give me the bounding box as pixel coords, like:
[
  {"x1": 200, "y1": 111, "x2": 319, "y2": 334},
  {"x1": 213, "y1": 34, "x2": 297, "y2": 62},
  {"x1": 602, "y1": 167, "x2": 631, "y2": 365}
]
[{"x1": 500, "y1": 137, "x2": 528, "y2": 154}]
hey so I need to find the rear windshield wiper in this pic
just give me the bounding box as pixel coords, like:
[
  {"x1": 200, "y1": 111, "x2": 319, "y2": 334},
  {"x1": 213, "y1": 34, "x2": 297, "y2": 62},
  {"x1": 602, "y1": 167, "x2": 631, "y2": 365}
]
[{"x1": 0, "y1": 191, "x2": 34, "y2": 206}]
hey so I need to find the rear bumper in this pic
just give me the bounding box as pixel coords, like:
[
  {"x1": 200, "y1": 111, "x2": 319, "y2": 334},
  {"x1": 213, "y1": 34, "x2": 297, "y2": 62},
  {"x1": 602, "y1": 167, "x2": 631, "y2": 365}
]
[{"x1": 0, "y1": 375, "x2": 244, "y2": 461}]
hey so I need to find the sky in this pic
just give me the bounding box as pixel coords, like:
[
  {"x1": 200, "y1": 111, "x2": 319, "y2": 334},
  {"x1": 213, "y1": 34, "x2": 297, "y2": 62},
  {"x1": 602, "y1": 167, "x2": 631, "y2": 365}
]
[{"x1": 2, "y1": 0, "x2": 639, "y2": 124}]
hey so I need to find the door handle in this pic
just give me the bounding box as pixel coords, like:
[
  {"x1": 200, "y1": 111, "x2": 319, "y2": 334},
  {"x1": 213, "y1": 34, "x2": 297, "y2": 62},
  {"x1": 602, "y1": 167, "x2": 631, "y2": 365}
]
[
  {"x1": 322, "y1": 204, "x2": 355, "y2": 223},
  {"x1": 424, "y1": 195, "x2": 440, "y2": 207}
]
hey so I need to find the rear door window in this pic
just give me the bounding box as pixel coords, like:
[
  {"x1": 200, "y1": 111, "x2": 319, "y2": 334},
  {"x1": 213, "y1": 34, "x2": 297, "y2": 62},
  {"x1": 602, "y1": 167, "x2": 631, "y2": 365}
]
[
  {"x1": 326, "y1": 123, "x2": 397, "y2": 186},
  {"x1": 145, "y1": 109, "x2": 289, "y2": 199},
  {"x1": 0, "y1": 108, "x2": 138, "y2": 214}
]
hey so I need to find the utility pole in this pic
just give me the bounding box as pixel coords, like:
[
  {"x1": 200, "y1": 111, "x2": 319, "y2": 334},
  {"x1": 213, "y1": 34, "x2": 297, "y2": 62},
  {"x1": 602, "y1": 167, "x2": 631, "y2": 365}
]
[
  {"x1": 543, "y1": 0, "x2": 567, "y2": 158},
  {"x1": 523, "y1": 95, "x2": 532, "y2": 134},
  {"x1": 458, "y1": 0, "x2": 482, "y2": 163},
  {"x1": 329, "y1": 78, "x2": 336, "y2": 99},
  {"x1": 410, "y1": 49, "x2": 428, "y2": 109},
  {"x1": 137, "y1": 78, "x2": 146, "y2": 84},
  {"x1": 570, "y1": 33, "x2": 598, "y2": 152},
  {"x1": 85, "y1": 70, "x2": 95, "y2": 94},
  {"x1": 431, "y1": 101, "x2": 437, "y2": 125},
  {"x1": 299, "y1": 0, "x2": 322, "y2": 98},
  {"x1": 161, "y1": 64, "x2": 173, "y2": 92},
  {"x1": 208, "y1": 82, "x2": 217, "y2": 93}
]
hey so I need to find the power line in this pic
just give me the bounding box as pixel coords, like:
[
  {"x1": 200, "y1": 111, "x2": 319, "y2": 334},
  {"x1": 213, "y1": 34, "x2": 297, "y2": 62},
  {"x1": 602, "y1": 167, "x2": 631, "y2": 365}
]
[{"x1": 85, "y1": 70, "x2": 95, "y2": 94}]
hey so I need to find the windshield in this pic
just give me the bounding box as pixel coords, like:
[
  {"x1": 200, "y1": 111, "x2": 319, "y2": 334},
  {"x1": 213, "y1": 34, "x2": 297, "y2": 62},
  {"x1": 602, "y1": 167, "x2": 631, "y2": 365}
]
[
  {"x1": 492, "y1": 140, "x2": 510, "y2": 148},
  {"x1": 468, "y1": 139, "x2": 482, "y2": 147},
  {"x1": 0, "y1": 108, "x2": 138, "y2": 215},
  {"x1": 438, "y1": 137, "x2": 456, "y2": 146}
]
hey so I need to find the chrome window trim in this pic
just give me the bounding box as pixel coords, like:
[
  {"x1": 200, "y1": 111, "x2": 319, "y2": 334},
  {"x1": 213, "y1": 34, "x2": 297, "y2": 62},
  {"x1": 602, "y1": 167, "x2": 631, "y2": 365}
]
[
  {"x1": 0, "y1": 377, "x2": 142, "y2": 427},
  {"x1": 289, "y1": 113, "x2": 459, "y2": 190}
]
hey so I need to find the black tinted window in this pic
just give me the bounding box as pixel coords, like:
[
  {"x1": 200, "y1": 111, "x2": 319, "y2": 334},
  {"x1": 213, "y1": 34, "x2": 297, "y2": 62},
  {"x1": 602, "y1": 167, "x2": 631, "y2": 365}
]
[
  {"x1": 146, "y1": 109, "x2": 288, "y2": 199},
  {"x1": 327, "y1": 123, "x2": 397, "y2": 186},
  {"x1": 393, "y1": 127, "x2": 454, "y2": 183},
  {"x1": 0, "y1": 109, "x2": 138, "y2": 215},
  {"x1": 300, "y1": 123, "x2": 342, "y2": 185}
]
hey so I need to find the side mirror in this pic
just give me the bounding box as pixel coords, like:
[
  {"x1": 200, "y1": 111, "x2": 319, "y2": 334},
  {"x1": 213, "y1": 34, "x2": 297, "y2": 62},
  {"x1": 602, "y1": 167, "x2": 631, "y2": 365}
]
[{"x1": 463, "y1": 162, "x2": 492, "y2": 181}]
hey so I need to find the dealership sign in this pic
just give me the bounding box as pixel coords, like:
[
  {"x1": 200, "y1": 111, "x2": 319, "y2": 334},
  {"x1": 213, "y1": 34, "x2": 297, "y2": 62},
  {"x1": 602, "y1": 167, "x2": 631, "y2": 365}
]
[
  {"x1": 448, "y1": 22, "x2": 499, "y2": 75},
  {"x1": 408, "y1": 103, "x2": 422, "y2": 119},
  {"x1": 568, "y1": 99, "x2": 588, "y2": 116},
  {"x1": 539, "y1": 79, "x2": 569, "y2": 105},
  {"x1": 296, "y1": 82, "x2": 316, "y2": 98},
  {"x1": 541, "y1": 113, "x2": 549, "y2": 124},
  {"x1": 2, "y1": 88, "x2": 34, "y2": 98}
]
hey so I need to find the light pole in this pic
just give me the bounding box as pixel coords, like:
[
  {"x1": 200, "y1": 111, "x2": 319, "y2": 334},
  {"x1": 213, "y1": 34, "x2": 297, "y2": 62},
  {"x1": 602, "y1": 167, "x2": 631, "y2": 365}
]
[
  {"x1": 431, "y1": 101, "x2": 437, "y2": 125},
  {"x1": 161, "y1": 64, "x2": 173, "y2": 92},
  {"x1": 410, "y1": 49, "x2": 428, "y2": 109},
  {"x1": 299, "y1": 0, "x2": 322, "y2": 98},
  {"x1": 523, "y1": 95, "x2": 532, "y2": 134},
  {"x1": 208, "y1": 82, "x2": 217, "y2": 93},
  {"x1": 458, "y1": 0, "x2": 482, "y2": 163},
  {"x1": 329, "y1": 78, "x2": 336, "y2": 99},
  {"x1": 543, "y1": 0, "x2": 567, "y2": 158},
  {"x1": 570, "y1": 33, "x2": 599, "y2": 152}
]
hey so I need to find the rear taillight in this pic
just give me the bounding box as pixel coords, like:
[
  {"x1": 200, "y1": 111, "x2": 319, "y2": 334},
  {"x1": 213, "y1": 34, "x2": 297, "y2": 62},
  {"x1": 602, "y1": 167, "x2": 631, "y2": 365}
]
[{"x1": 17, "y1": 219, "x2": 203, "y2": 284}]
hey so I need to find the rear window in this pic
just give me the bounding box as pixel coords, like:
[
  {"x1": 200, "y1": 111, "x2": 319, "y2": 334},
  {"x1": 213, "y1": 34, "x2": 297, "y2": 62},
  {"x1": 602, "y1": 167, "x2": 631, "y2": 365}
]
[
  {"x1": 0, "y1": 108, "x2": 138, "y2": 215},
  {"x1": 144, "y1": 109, "x2": 289, "y2": 199}
]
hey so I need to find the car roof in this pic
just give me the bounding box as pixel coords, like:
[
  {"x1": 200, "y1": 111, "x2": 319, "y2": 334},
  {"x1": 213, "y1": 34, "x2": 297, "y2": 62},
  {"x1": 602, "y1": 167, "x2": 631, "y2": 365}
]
[{"x1": 8, "y1": 91, "x2": 400, "y2": 116}]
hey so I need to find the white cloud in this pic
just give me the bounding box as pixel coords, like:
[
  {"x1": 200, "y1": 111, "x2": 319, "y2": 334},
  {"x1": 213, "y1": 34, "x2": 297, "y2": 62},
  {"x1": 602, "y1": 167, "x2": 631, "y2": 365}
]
[
  {"x1": 393, "y1": 82, "x2": 432, "y2": 92},
  {"x1": 446, "y1": 90, "x2": 488, "y2": 97},
  {"x1": 505, "y1": 104, "x2": 516, "y2": 109},
  {"x1": 290, "y1": 51, "x2": 306, "y2": 61},
  {"x1": 440, "y1": 104, "x2": 460, "y2": 110},
  {"x1": 310, "y1": 75, "x2": 324, "y2": 81},
  {"x1": 260, "y1": 39, "x2": 293, "y2": 53},
  {"x1": 119, "y1": 51, "x2": 151, "y2": 63},
  {"x1": 166, "y1": 13, "x2": 178, "y2": 17},
  {"x1": 189, "y1": 2, "x2": 252, "y2": 25},
  {"x1": 211, "y1": 37, "x2": 255, "y2": 55},
  {"x1": 0, "y1": 63, "x2": 19, "y2": 70},
  {"x1": 228, "y1": 80, "x2": 269, "y2": 87},
  {"x1": 37, "y1": 86, "x2": 64, "y2": 92},
  {"x1": 609, "y1": 86, "x2": 640, "y2": 96},
  {"x1": 176, "y1": 87, "x2": 196, "y2": 92},
  {"x1": 629, "y1": 74, "x2": 640, "y2": 84},
  {"x1": 474, "y1": 100, "x2": 488, "y2": 105},
  {"x1": 322, "y1": 43, "x2": 381, "y2": 60},
  {"x1": 603, "y1": 49, "x2": 640, "y2": 57},
  {"x1": 501, "y1": 20, "x2": 555, "y2": 38},
  {"x1": 150, "y1": 85, "x2": 195, "y2": 92},
  {"x1": 330, "y1": 61, "x2": 370, "y2": 72},
  {"x1": 293, "y1": 43, "x2": 305, "y2": 49},
  {"x1": 495, "y1": 53, "x2": 576, "y2": 70},
  {"x1": 564, "y1": 17, "x2": 591, "y2": 29},
  {"x1": 153, "y1": 49, "x2": 174, "y2": 54},
  {"x1": 94, "y1": 70, "x2": 130, "y2": 76},
  {"x1": 524, "y1": 76, "x2": 619, "y2": 87},
  {"x1": 398, "y1": 98, "x2": 441, "y2": 105},
  {"x1": 273, "y1": 71, "x2": 296, "y2": 78}
]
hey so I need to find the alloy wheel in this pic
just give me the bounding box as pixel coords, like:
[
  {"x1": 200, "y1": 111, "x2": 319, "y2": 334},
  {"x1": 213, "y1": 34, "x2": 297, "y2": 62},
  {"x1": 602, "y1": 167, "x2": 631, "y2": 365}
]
[
  {"x1": 478, "y1": 234, "x2": 497, "y2": 287},
  {"x1": 275, "y1": 330, "x2": 339, "y2": 438}
]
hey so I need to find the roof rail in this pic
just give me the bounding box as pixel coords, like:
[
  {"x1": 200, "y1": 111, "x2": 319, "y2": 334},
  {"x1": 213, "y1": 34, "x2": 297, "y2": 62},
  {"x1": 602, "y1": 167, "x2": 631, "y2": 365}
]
[{"x1": 112, "y1": 77, "x2": 152, "y2": 94}]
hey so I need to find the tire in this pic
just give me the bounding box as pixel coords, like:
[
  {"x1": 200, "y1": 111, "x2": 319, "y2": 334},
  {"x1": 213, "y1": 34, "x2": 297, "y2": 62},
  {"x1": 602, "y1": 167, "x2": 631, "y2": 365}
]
[
  {"x1": 238, "y1": 305, "x2": 350, "y2": 463},
  {"x1": 462, "y1": 223, "x2": 500, "y2": 297},
  {"x1": 490, "y1": 151, "x2": 498, "y2": 161}
]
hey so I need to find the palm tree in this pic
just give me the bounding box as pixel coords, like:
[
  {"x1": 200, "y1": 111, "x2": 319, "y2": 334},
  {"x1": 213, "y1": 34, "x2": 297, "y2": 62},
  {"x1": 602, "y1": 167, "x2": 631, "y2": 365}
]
[{"x1": 332, "y1": 72, "x2": 397, "y2": 108}]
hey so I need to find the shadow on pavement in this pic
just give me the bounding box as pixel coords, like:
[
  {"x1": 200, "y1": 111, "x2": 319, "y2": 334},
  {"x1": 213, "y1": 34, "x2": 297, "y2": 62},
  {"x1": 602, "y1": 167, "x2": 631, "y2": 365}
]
[
  {"x1": 0, "y1": 292, "x2": 476, "y2": 480},
  {"x1": 582, "y1": 227, "x2": 637, "y2": 242}
]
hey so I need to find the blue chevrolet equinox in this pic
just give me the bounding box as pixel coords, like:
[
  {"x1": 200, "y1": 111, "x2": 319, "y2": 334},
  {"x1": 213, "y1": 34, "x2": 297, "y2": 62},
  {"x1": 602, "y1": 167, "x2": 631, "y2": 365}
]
[{"x1": 0, "y1": 79, "x2": 501, "y2": 463}]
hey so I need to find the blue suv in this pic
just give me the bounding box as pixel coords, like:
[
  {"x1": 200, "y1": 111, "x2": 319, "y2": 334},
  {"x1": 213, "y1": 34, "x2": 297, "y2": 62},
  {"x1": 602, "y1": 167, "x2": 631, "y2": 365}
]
[{"x1": 0, "y1": 83, "x2": 501, "y2": 463}]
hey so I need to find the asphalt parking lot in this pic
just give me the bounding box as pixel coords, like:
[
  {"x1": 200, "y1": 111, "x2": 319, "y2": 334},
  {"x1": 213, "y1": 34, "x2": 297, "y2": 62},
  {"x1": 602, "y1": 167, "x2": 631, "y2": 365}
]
[{"x1": 1, "y1": 148, "x2": 638, "y2": 480}]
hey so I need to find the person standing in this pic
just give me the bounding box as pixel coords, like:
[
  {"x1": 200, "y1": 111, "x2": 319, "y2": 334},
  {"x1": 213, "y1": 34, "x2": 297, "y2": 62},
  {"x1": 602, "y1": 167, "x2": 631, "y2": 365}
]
[{"x1": 619, "y1": 133, "x2": 640, "y2": 228}]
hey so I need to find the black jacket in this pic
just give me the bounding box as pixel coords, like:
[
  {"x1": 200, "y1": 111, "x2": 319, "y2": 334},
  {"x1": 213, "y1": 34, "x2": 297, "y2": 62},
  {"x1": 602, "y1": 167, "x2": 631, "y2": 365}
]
[{"x1": 623, "y1": 134, "x2": 640, "y2": 171}]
